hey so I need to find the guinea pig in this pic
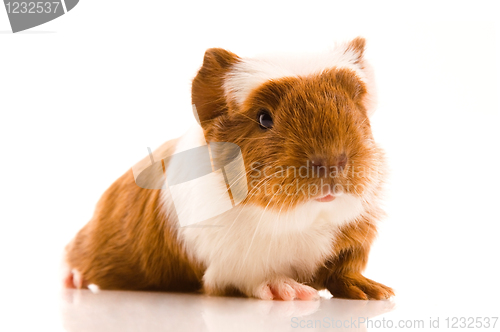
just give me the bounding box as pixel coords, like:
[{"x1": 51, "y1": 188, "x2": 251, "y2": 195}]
[{"x1": 64, "y1": 37, "x2": 394, "y2": 301}]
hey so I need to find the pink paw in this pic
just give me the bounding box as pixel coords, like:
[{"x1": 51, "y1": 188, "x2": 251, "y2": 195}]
[
  {"x1": 254, "y1": 278, "x2": 319, "y2": 301},
  {"x1": 63, "y1": 269, "x2": 85, "y2": 289}
]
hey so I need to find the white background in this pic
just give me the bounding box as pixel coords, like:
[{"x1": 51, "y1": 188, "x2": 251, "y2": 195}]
[{"x1": 1, "y1": 1, "x2": 499, "y2": 331}]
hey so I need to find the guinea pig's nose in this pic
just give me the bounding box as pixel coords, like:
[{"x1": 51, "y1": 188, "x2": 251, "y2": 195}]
[
  {"x1": 309, "y1": 156, "x2": 328, "y2": 177},
  {"x1": 309, "y1": 153, "x2": 348, "y2": 176}
]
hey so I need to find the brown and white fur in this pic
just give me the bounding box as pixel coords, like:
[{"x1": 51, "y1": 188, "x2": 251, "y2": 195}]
[{"x1": 64, "y1": 37, "x2": 394, "y2": 301}]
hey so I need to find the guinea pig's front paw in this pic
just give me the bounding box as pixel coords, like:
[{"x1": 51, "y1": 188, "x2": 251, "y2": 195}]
[
  {"x1": 253, "y1": 277, "x2": 320, "y2": 301},
  {"x1": 327, "y1": 273, "x2": 394, "y2": 300}
]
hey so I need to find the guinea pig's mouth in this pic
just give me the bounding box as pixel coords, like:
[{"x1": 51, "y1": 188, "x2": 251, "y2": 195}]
[
  {"x1": 314, "y1": 193, "x2": 336, "y2": 202},
  {"x1": 312, "y1": 184, "x2": 346, "y2": 202}
]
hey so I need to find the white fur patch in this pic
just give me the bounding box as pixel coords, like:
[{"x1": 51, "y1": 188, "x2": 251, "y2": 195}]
[
  {"x1": 224, "y1": 42, "x2": 368, "y2": 107},
  {"x1": 169, "y1": 169, "x2": 234, "y2": 226},
  {"x1": 176, "y1": 190, "x2": 366, "y2": 296}
]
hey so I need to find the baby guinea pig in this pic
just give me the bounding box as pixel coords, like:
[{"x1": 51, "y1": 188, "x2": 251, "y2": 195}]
[{"x1": 64, "y1": 37, "x2": 394, "y2": 301}]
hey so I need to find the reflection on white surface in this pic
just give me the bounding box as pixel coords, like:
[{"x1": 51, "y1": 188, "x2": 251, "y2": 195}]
[{"x1": 61, "y1": 290, "x2": 394, "y2": 332}]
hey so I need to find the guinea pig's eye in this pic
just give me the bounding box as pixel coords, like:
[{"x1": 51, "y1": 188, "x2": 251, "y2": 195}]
[{"x1": 257, "y1": 109, "x2": 274, "y2": 130}]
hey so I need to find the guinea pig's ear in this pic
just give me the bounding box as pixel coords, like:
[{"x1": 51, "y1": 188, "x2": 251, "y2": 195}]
[
  {"x1": 342, "y1": 37, "x2": 378, "y2": 117},
  {"x1": 192, "y1": 48, "x2": 240, "y2": 125},
  {"x1": 344, "y1": 36, "x2": 366, "y2": 64}
]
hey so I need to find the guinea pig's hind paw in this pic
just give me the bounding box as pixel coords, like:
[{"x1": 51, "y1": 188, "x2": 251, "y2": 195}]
[
  {"x1": 63, "y1": 269, "x2": 85, "y2": 289},
  {"x1": 254, "y1": 278, "x2": 319, "y2": 301}
]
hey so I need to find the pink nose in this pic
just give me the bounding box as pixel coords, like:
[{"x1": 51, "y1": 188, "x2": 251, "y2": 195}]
[{"x1": 309, "y1": 153, "x2": 348, "y2": 176}]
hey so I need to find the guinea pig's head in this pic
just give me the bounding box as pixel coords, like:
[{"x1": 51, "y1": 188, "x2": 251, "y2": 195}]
[{"x1": 192, "y1": 37, "x2": 385, "y2": 212}]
